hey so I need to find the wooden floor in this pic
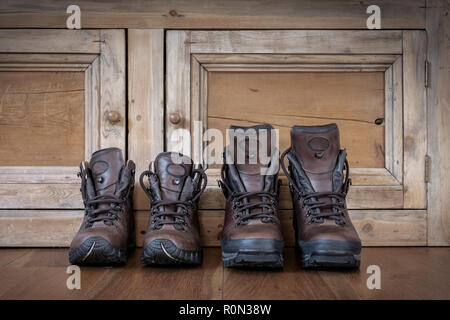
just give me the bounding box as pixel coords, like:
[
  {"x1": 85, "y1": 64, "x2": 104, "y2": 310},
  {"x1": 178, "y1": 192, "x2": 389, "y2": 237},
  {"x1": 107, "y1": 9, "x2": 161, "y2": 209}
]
[{"x1": 0, "y1": 247, "x2": 449, "y2": 300}]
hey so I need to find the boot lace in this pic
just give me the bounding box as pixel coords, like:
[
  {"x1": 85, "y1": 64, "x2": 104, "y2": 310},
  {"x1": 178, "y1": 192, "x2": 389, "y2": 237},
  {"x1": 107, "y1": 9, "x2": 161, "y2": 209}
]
[
  {"x1": 280, "y1": 147, "x2": 350, "y2": 225},
  {"x1": 300, "y1": 191, "x2": 346, "y2": 225},
  {"x1": 139, "y1": 167, "x2": 207, "y2": 231},
  {"x1": 230, "y1": 191, "x2": 278, "y2": 226},
  {"x1": 85, "y1": 194, "x2": 125, "y2": 226},
  {"x1": 219, "y1": 165, "x2": 280, "y2": 227}
]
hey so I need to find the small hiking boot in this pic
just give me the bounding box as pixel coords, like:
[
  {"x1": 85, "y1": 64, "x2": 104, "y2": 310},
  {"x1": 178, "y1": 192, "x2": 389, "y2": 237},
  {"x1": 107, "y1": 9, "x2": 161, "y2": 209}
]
[
  {"x1": 281, "y1": 123, "x2": 361, "y2": 268},
  {"x1": 139, "y1": 152, "x2": 207, "y2": 265},
  {"x1": 219, "y1": 124, "x2": 284, "y2": 268},
  {"x1": 69, "y1": 148, "x2": 136, "y2": 265}
]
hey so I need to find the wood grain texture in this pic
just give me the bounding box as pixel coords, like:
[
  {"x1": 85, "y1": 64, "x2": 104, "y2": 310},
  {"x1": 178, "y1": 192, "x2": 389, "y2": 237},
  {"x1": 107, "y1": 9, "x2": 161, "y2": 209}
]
[
  {"x1": 207, "y1": 71, "x2": 385, "y2": 168},
  {"x1": 0, "y1": 248, "x2": 112, "y2": 300},
  {"x1": 402, "y1": 31, "x2": 427, "y2": 209},
  {"x1": 166, "y1": 31, "x2": 191, "y2": 154},
  {"x1": 1, "y1": 247, "x2": 449, "y2": 299},
  {"x1": 99, "y1": 30, "x2": 126, "y2": 152},
  {"x1": 84, "y1": 57, "x2": 101, "y2": 157},
  {"x1": 0, "y1": 71, "x2": 85, "y2": 166},
  {"x1": 194, "y1": 54, "x2": 401, "y2": 65},
  {"x1": 0, "y1": 185, "x2": 82, "y2": 209},
  {"x1": 87, "y1": 248, "x2": 222, "y2": 299},
  {"x1": 0, "y1": 29, "x2": 100, "y2": 53},
  {"x1": 0, "y1": 208, "x2": 425, "y2": 247},
  {"x1": 383, "y1": 58, "x2": 404, "y2": 184},
  {"x1": 190, "y1": 31, "x2": 403, "y2": 54},
  {"x1": 0, "y1": 166, "x2": 79, "y2": 184},
  {"x1": 198, "y1": 185, "x2": 404, "y2": 211},
  {"x1": 0, "y1": 1, "x2": 425, "y2": 29},
  {"x1": 128, "y1": 29, "x2": 164, "y2": 211},
  {"x1": 426, "y1": 0, "x2": 450, "y2": 245},
  {"x1": 0, "y1": 210, "x2": 83, "y2": 246},
  {"x1": 0, "y1": 53, "x2": 98, "y2": 65},
  {"x1": 0, "y1": 247, "x2": 222, "y2": 300},
  {"x1": 223, "y1": 247, "x2": 450, "y2": 300}
]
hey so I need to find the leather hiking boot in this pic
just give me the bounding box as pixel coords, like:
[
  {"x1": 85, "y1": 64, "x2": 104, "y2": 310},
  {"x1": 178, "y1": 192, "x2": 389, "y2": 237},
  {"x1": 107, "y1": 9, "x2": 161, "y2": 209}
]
[
  {"x1": 139, "y1": 152, "x2": 207, "y2": 265},
  {"x1": 219, "y1": 124, "x2": 284, "y2": 268},
  {"x1": 69, "y1": 148, "x2": 136, "y2": 265},
  {"x1": 281, "y1": 123, "x2": 361, "y2": 268}
]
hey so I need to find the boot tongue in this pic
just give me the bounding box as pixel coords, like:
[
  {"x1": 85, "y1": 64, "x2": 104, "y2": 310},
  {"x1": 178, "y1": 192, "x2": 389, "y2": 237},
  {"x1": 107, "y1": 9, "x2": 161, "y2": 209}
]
[
  {"x1": 90, "y1": 148, "x2": 124, "y2": 196},
  {"x1": 291, "y1": 123, "x2": 340, "y2": 192},
  {"x1": 228, "y1": 124, "x2": 274, "y2": 192},
  {"x1": 154, "y1": 152, "x2": 193, "y2": 201}
]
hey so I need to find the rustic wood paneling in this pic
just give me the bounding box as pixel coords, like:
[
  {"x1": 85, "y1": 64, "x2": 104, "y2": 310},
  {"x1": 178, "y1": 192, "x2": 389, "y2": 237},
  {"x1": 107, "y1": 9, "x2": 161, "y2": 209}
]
[
  {"x1": 166, "y1": 31, "x2": 191, "y2": 153},
  {"x1": 190, "y1": 31, "x2": 403, "y2": 54},
  {"x1": 0, "y1": 167, "x2": 79, "y2": 184},
  {"x1": 0, "y1": 210, "x2": 83, "y2": 247},
  {"x1": 194, "y1": 54, "x2": 401, "y2": 65},
  {"x1": 402, "y1": 31, "x2": 427, "y2": 209},
  {"x1": 0, "y1": 184, "x2": 82, "y2": 209},
  {"x1": 0, "y1": 0, "x2": 426, "y2": 29},
  {"x1": 207, "y1": 71, "x2": 386, "y2": 168},
  {"x1": 198, "y1": 184, "x2": 404, "y2": 211},
  {"x1": 0, "y1": 29, "x2": 126, "y2": 213},
  {"x1": 0, "y1": 209, "x2": 426, "y2": 247},
  {"x1": 99, "y1": 30, "x2": 126, "y2": 152},
  {"x1": 0, "y1": 30, "x2": 100, "y2": 53},
  {"x1": 128, "y1": 29, "x2": 164, "y2": 211},
  {"x1": 426, "y1": 0, "x2": 450, "y2": 245},
  {"x1": 0, "y1": 71, "x2": 85, "y2": 166}
]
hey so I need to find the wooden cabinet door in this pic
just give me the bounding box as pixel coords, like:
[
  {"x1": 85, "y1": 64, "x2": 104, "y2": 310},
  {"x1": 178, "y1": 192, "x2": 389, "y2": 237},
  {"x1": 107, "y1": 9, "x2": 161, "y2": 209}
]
[
  {"x1": 0, "y1": 30, "x2": 125, "y2": 245},
  {"x1": 165, "y1": 30, "x2": 427, "y2": 246}
]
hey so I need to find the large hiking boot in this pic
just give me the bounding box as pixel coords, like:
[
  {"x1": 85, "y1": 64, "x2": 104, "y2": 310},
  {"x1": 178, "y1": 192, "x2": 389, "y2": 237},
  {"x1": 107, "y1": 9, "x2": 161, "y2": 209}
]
[
  {"x1": 219, "y1": 124, "x2": 284, "y2": 268},
  {"x1": 139, "y1": 152, "x2": 207, "y2": 265},
  {"x1": 281, "y1": 123, "x2": 361, "y2": 268},
  {"x1": 69, "y1": 148, "x2": 136, "y2": 265}
]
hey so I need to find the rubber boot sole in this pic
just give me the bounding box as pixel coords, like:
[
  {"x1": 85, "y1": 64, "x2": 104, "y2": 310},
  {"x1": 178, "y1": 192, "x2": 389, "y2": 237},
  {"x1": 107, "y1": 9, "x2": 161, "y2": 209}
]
[
  {"x1": 140, "y1": 239, "x2": 202, "y2": 265},
  {"x1": 68, "y1": 236, "x2": 128, "y2": 266},
  {"x1": 298, "y1": 239, "x2": 361, "y2": 268},
  {"x1": 221, "y1": 238, "x2": 284, "y2": 268}
]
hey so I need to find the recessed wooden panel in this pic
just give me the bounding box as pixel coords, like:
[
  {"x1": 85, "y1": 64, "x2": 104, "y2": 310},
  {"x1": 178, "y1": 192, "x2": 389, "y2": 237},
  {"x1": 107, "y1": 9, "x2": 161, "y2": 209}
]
[
  {"x1": 0, "y1": 71, "x2": 85, "y2": 166},
  {"x1": 207, "y1": 71, "x2": 385, "y2": 168}
]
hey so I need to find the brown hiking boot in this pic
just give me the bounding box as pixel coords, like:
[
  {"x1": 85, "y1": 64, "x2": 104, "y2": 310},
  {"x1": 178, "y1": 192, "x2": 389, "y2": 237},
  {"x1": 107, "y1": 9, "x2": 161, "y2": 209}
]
[
  {"x1": 69, "y1": 148, "x2": 136, "y2": 265},
  {"x1": 219, "y1": 124, "x2": 284, "y2": 268},
  {"x1": 139, "y1": 152, "x2": 207, "y2": 265},
  {"x1": 281, "y1": 123, "x2": 361, "y2": 268}
]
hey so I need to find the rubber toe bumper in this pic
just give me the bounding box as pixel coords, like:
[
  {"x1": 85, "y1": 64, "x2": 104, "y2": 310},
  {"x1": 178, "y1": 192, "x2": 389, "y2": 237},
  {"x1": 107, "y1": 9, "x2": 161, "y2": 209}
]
[
  {"x1": 68, "y1": 236, "x2": 127, "y2": 265},
  {"x1": 298, "y1": 239, "x2": 361, "y2": 268},
  {"x1": 221, "y1": 238, "x2": 284, "y2": 268},
  {"x1": 140, "y1": 239, "x2": 202, "y2": 265}
]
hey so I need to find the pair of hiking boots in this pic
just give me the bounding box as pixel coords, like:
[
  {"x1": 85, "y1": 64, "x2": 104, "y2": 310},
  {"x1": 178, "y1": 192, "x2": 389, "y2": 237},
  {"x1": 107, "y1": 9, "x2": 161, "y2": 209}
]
[
  {"x1": 69, "y1": 123, "x2": 361, "y2": 268},
  {"x1": 68, "y1": 149, "x2": 206, "y2": 265}
]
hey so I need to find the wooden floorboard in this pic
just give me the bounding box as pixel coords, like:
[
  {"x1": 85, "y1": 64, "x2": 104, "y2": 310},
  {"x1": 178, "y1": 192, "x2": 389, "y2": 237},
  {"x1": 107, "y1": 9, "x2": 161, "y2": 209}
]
[{"x1": 0, "y1": 248, "x2": 449, "y2": 300}]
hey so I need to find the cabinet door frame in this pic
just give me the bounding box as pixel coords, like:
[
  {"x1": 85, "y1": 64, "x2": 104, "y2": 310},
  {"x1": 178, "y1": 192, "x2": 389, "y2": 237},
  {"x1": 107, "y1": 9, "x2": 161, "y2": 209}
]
[
  {"x1": 166, "y1": 30, "x2": 427, "y2": 210},
  {"x1": 0, "y1": 29, "x2": 126, "y2": 209},
  {"x1": 166, "y1": 30, "x2": 427, "y2": 246}
]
